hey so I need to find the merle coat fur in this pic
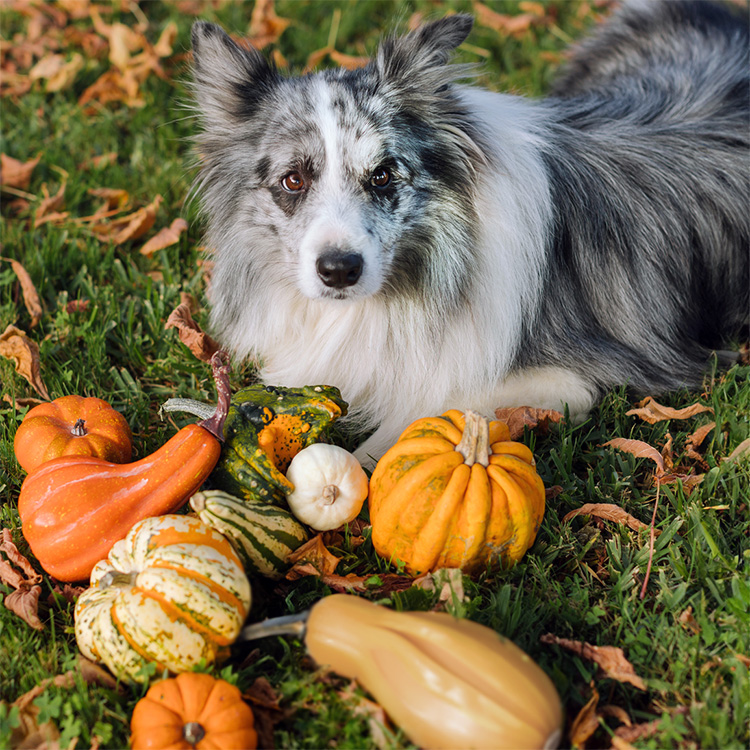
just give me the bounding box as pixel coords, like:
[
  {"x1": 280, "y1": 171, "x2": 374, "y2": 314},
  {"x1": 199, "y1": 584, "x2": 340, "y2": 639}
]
[{"x1": 190, "y1": 0, "x2": 749, "y2": 463}]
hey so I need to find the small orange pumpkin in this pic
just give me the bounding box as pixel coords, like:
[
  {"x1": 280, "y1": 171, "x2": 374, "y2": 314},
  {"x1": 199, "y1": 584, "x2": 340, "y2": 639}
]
[
  {"x1": 368, "y1": 409, "x2": 545, "y2": 574},
  {"x1": 14, "y1": 395, "x2": 132, "y2": 473},
  {"x1": 130, "y1": 672, "x2": 257, "y2": 750}
]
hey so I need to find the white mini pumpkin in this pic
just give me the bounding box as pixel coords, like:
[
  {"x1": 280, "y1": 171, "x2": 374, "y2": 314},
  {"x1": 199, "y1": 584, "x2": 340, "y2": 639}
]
[{"x1": 285, "y1": 444, "x2": 368, "y2": 530}]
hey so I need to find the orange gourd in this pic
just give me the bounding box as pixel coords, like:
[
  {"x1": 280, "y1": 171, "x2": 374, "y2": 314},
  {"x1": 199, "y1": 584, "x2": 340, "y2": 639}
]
[
  {"x1": 130, "y1": 672, "x2": 257, "y2": 750},
  {"x1": 368, "y1": 409, "x2": 545, "y2": 575},
  {"x1": 14, "y1": 395, "x2": 132, "y2": 473},
  {"x1": 17, "y1": 352, "x2": 233, "y2": 582}
]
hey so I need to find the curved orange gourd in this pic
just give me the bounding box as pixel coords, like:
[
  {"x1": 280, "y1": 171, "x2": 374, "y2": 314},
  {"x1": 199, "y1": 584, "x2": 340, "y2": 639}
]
[
  {"x1": 17, "y1": 352, "x2": 233, "y2": 582},
  {"x1": 368, "y1": 409, "x2": 546, "y2": 575},
  {"x1": 14, "y1": 395, "x2": 132, "y2": 472}
]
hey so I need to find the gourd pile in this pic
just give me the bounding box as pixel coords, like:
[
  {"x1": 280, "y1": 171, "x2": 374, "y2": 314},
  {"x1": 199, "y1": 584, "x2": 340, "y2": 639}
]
[{"x1": 12, "y1": 351, "x2": 562, "y2": 750}]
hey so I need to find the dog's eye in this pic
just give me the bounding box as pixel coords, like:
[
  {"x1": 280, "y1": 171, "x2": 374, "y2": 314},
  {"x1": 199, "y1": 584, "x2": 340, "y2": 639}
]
[
  {"x1": 281, "y1": 171, "x2": 306, "y2": 193},
  {"x1": 370, "y1": 167, "x2": 391, "y2": 188}
]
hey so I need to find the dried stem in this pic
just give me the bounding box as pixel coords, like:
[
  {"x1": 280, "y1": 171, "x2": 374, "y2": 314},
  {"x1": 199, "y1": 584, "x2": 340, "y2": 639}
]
[
  {"x1": 454, "y1": 410, "x2": 491, "y2": 467},
  {"x1": 639, "y1": 481, "x2": 661, "y2": 600},
  {"x1": 198, "y1": 350, "x2": 232, "y2": 442}
]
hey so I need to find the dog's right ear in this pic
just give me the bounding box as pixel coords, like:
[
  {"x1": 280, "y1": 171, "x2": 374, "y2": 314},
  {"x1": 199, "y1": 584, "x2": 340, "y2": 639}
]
[{"x1": 191, "y1": 21, "x2": 279, "y2": 120}]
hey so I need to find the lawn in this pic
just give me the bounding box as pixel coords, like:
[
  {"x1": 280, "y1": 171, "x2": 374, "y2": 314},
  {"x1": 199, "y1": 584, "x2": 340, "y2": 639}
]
[{"x1": 1, "y1": 1, "x2": 748, "y2": 748}]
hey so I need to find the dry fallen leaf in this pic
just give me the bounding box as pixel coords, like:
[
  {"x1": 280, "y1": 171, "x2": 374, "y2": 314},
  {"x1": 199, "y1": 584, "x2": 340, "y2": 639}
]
[
  {"x1": 91, "y1": 194, "x2": 162, "y2": 244},
  {"x1": 473, "y1": 1, "x2": 544, "y2": 35},
  {"x1": 723, "y1": 437, "x2": 750, "y2": 464},
  {"x1": 540, "y1": 634, "x2": 647, "y2": 690},
  {"x1": 164, "y1": 300, "x2": 221, "y2": 363},
  {"x1": 568, "y1": 685, "x2": 601, "y2": 748},
  {"x1": 0, "y1": 324, "x2": 51, "y2": 400},
  {"x1": 0, "y1": 153, "x2": 41, "y2": 190},
  {"x1": 140, "y1": 217, "x2": 188, "y2": 256},
  {"x1": 604, "y1": 437, "x2": 666, "y2": 476},
  {"x1": 285, "y1": 533, "x2": 342, "y2": 578},
  {"x1": 626, "y1": 396, "x2": 713, "y2": 425},
  {"x1": 563, "y1": 502, "x2": 660, "y2": 536},
  {"x1": 339, "y1": 680, "x2": 392, "y2": 750},
  {"x1": 494, "y1": 405, "x2": 564, "y2": 440},
  {"x1": 34, "y1": 179, "x2": 68, "y2": 227},
  {"x1": 249, "y1": 0, "x2": 292, "y2": 48},
  {"x1": 5, "y1": 584, "x2": 44, "y2": 630},
  {"x1": 1, "y1": 256, "x2": 43, "y2": 327}
]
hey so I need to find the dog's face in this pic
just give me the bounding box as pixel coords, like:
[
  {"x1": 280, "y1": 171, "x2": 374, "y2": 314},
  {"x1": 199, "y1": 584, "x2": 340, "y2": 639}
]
[{"x1": 190, "y1": 16, "x2": 483, "y2": 307}]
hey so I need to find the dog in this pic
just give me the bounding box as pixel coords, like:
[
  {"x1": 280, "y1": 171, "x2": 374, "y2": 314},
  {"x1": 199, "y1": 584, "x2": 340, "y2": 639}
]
[{"x1": 189, "y1": 1, "x2": 749, "y2": 465}]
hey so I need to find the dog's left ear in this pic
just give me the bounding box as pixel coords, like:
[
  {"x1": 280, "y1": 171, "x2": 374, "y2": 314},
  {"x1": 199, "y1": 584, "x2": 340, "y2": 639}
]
[{"x1": 376, "y1": 14, "x2": 473, "y2": 90}]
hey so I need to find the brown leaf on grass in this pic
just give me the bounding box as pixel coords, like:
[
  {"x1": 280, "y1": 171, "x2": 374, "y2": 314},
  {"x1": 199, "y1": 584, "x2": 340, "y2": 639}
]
[
  {"x1": 1, "y1": 529, "x2": 41, "y2": 583},
  {"x1": 29, "y1": 52, "x2": 85, "y2": 92},
  {"x1": 5, "y1": 584, "x2": 44, "y2": 630},
  {"x1": 494, "y1": 405, "x2": 564, "y2": 440},
  {"x1": 540, "y1": 634, "x2": 647, "y2": 690},
  {"x1": 677, "y1": 605, "x2": 701, "y2": 635},
  {"x1": 34, "y1": 179, "x2": 68, "y2": 227},
  {"x1": 248, "y1": 0, "x2": 292, "y2": 48},
  {"x1": 164, "y1": 300, "x2": 221, "y2": 363},
  {"x1": 285, "y1": 534, "x2": 342, "y2": 578},
  {"x1": 0, "y1": 324, "x2": 51, "y2": 400},
  {"x1": 91, "y1": 194, "x2": 162, "y2": 244},
  {"x1": 569, "y1": 685, "x2": 601, "y2": 748},
  {"x1": 244, "y1": 677, "x2": 283, "y2": 750},
  {"x1": 0, "y1": 153, "x2": 41, "y2": 190},
  {"x1": 1, "y1": 257, "x2": 43, "y2": 327},
  {"x1": 339, "y1": 681, "x2": 392, "y2": 750},
  {"x1": 473, "y1": 1, "x2": 544, "y2": 35},
  {"x1": 604, "y1": 438, "x2": 666, "y2": 476},
  {"x1": 1, "y1": 394, "x2": 45, "y2": 408},
  {"x1": 140, "y1": 217, "x2": 188, "y2": 256},
  {"x1": 684, "y1": 421, "x2": 715, "y2": 469},
  {"x1": 413, "y1": 567, "x2": 467, "y2": 606},
  {"x1": 723, "y1": 437, "x2": 750, "y2": 464},
  {"x1": 79, "y1": 67, "x2": 144, "y2": 109},
  {"x1": 563, "y1": 503, "x2": 660, "y2": 536},
  {"x1": 626, "y1": 396, "x2": 713, "y2": 425},
  {"x1": 65, "y1": 299, "x2": 90, "y2": 314}
]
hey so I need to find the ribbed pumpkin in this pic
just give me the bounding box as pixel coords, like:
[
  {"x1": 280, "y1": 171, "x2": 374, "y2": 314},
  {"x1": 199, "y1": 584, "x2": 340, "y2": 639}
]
[
  {"x1": 130, "y1": 672, "x2": 257, "y2": 750},
  {"x1": 368, "y1": 410, "x2": 545, "y2": 574},
  {"x1": 14, "y1": 394, "x2": 132, "y2": 473},
  {"x1": 74, "y1": 514, "x2": 251, "y2": 683}
]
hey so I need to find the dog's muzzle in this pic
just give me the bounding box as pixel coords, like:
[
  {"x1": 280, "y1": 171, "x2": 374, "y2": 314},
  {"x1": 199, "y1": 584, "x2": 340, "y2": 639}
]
[{"x1": 316, "y1": 251, "x2": 364, "y2": 288}]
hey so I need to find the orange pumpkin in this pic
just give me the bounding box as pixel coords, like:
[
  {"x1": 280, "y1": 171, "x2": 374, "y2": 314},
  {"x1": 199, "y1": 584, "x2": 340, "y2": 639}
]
[
  {"x1": 13, "y1": 395, "x2": 132, "y2": 473},
  {"x1": 368, "y1": 409, "x2": 545, "y2": 574},
  {"x1": 130, "y1": 672, "x2": 257, "y2": 750},
  {"x1": 18, "y1": 352, "x2": 233, "y2": 582}
]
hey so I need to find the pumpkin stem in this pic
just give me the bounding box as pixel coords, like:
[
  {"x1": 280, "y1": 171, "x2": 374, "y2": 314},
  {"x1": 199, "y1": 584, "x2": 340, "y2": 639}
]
[
  {"x1": 182, "y1": 721, "x2": 206, "y2": 746},
  {"x1": 455, "y1": 411, "x2": 490, "y2": 467},
  {"x1": 71, "y1": 418, "x2": 87, "y2": 436},
  {"x1": 198, "y1": 350, "x2": 232, "y2": 442},
  {"x1": 322, "y1": 485, "x2": 339, "y2": 505}
]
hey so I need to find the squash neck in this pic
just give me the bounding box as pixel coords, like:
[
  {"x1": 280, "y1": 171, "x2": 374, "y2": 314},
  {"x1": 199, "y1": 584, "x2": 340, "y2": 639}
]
[{"x1": 454, "y1": 410, "x2": 490, "y2": 467}]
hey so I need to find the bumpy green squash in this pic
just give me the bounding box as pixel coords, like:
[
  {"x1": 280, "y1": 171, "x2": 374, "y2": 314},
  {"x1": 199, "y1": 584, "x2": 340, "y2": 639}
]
[{"x1": 208, "y1": 384, "x2": 348, "y2": 506}]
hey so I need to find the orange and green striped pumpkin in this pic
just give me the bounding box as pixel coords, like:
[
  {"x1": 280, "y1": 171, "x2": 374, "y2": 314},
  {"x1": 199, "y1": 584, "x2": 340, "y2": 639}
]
[{"x1": 74, "y1": 514, "x2": 251, "y2": 683}]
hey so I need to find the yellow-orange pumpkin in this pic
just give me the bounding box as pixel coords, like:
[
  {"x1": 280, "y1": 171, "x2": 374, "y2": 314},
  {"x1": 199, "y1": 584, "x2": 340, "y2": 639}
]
[
  {"x1": 130, "y1": 672, "x2": 257, "y2": 750},
  {"x1": 368, "y1": 409, "x2": 545, "y2": 574}
]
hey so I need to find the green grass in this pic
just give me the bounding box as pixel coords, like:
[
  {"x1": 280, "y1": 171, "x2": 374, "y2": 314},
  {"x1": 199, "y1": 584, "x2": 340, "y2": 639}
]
[{"x1": 1, "y1": 2, "x2": 749, "y2": 748}]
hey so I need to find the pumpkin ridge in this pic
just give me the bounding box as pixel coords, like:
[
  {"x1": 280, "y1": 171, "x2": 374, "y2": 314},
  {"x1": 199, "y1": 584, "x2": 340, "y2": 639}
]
[
  {"x1": 410, "y1": 463, "x2": 471, "y2": 572},
  {"x1": 143, "y1": 562, "x2": 249, "y2": 627},
  {"x1": 445, "y1": 463, "x2": 492, "y2": 570},
  {"x1": 109, "y1": 604, "x2": 172, "y2": 671},
  {"x1": 486, "y1": 464, "x2": 535, "y2": 560},
  {"x1": 371, "y1": 452, "x2": 463, "y2": 533}
]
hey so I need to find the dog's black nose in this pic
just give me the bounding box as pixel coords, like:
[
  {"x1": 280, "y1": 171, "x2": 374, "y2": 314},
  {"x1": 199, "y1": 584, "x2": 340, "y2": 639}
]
[{"x1": 316, "y1": 252, "x2": 363, "y2": 288}]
